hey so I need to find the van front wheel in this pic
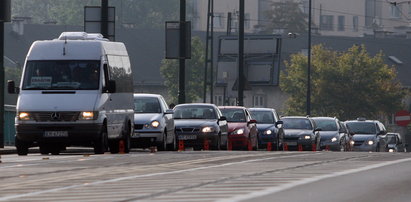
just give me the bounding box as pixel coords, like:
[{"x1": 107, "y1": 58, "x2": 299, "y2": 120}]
[
  {"x1": 15, "y1": 137, "x2": 29, "y2": 156},
  {"x1": 94, "y1": 127, "x2": 108, "y2": 154}
]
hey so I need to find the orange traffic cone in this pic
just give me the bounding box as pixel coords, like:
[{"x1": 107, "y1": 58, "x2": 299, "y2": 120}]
[
  {"x1": 325, "y1": 145, "x2": 330, "y2": 151},
  {"x1": 203, "y1": 139, "x2": 209, "y2": 151},
  {"x1": 312, "y1": 144, "x2": 317, "y2": 152},
  {"x1": 119, "y1": 140, "x2": 125, "y2": 154},
  {"x1": 178, "y1": 140, "x2": 185, "y2": 151},
  {"x1": 267, "y1": 142, "x2": 272, "y2": 151},
  {"x1": 248, "y1": 140, "x2": 253, "y2": 151},
  {"x1": 228, "y1": 140, "x2": 232, "y2": 151},
  {"x1": 298, "y1": 144, "x2": 303, "y2": 152},
  {"x1": 283, "y1": 143, "x2": 289, "y2": 151}
]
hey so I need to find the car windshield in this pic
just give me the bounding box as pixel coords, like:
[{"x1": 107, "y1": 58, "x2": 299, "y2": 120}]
[
  {"x1": 282, "y1": 118, "x2": 313, "y2": 130},
  {"x1": 220, "y1": 108, "x2": 246, "y2": 122},
  {"x1": 313, "y1": 119, "x2": 338, "y2": 131},
  {"x1": 249, "y1": 111, "x2": 274, "y2": 124},
  {"x1": 174, "y1": 106, "x2": 216, "y2": 119},
  {"x1": 387, "y1": 135, "x2": 397, "y2": 144},
  {"x1": 134, "y1": 97, "x2": 161, "y2": 113},
  {"x1": 346, "y1": 122, "x2": 376, "y2": 134},
  {"x1": 22, "y1": 60, "x2": 101, "y2": 90}
]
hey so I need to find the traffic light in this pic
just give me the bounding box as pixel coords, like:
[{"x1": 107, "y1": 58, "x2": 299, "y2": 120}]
[{"x1": 0, "y1": 0, "x2": 11, "y2": 22}]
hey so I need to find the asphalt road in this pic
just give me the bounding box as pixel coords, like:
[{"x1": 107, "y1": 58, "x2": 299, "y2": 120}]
[{"x1": 0, "y1": 149, "x2": 410, "y2": 202}]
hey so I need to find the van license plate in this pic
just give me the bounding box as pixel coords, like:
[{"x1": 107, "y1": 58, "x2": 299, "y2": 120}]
[
  {"x1": 44, "y1": 131, "x2": 68, "y2": 137},
  {"x1": 178, "y1": 135, "x2": 197, "y2": 140}
]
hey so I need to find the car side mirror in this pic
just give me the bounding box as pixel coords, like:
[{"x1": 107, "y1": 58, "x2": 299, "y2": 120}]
[
  {"x1": 248, "y1": 119, "x2": 257, "y2": 125},
  {"x1": 7, "y1": 80, "x2": 19, "y2": 94},
  {"x1": 275, "y1": 120, "x2": 283, "y2": 129},
  {"x1": 165, "y1": 109, "x2": 174, "y2": 114},
  {"x1": 219, "y1": 116, "x2": 227, "y2": 121},
  {"x1": 314, "y1": 127, "x2": 322, "y2": 132},
  {"x1": 104, "y1": 80, "x2": 116, "y2": 93}
]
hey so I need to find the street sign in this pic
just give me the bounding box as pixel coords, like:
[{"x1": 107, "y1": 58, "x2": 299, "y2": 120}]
[
  {"x1": 395, "y1": 110, "x2": 411, "y2": 126},
  {"x1": 84, "y1": 6, "x2": 115, "y2": 41}
]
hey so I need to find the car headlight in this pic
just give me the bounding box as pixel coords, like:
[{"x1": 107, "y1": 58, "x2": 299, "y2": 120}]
[
  {"x1": 264, "y1": 130, "x2": 272, "y2": 135},
  {"x1": 18, "y1": 112, "x2": 31, "y2": 120},
  {"x1": 350, "y1": 140, "x2": 355, "y2": 145},
  {"x1": 79, "y1": 111, "x2": 95, "y2": 120},
  {"x1": 233, "y1": 128, "x2": 244, "y2": 135},
  {"x1": 202, "y1": 127, "x2": 215, "y2": 133},
  {"x1": 304, "y1": 135, "x2": 311, "y2": 140},
  {"x1": 151, "y1": 121, "x2": 160, "y2": 128},
  {"x1": 367, "y1": 140, "x2": 374, "y2": 145},
  {"x1": 389, "y1": 149, "x2": 395, "y2": 152},
  {"x1": 331, "y1": 137, "x2": 338, "y2": 142}
]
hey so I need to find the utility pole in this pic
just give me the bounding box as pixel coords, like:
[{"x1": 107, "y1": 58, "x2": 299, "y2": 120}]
[
  {"x1": 203, "y1": 0, "x2": 214, "y2": 103},
  {"x1": 307, "y1": 0, "x2": 312, "y2": 116},
  {"x1": 0, "y1": 0, "x2": 10, "y2": 148},
  {"x1": 238, "y1": 0, "x2": 244, "y2": 106},
  {"x1": 178, "y1": 0, "x2": 186, "y2": 104},
  {"x1": 101, "y1": 0, "x2": 109, "y2": 38}
]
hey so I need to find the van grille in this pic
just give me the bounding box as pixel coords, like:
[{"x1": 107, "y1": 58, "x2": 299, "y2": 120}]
[{"x1": 31, "y1": 112, "x2": 80, "y2": 122}]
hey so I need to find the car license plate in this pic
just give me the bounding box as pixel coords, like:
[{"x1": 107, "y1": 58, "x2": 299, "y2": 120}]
[
  {"x1": 178, "y1": 135, "x2": 197, "y2": 140},
  {"x1": 44, "y1": 131, "x2": 68, "y2": 137},
  {"x1": 287, "y1": 142, "x2": 297, "y2": 146}
]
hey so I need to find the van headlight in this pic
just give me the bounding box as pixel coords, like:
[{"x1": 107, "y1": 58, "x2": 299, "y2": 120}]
[
  {"x1": 18, "y1": 112, "x2": 31, "y2": 120},
  {"x1": 367, "y1": 140, "x2": 374, "y2": 145},
  {"x1": 202, "y1": 127, "x2": 215, "y2": 133},
  {"x1": 79, "y1": 111, "x2": 97, "y2": 120}
]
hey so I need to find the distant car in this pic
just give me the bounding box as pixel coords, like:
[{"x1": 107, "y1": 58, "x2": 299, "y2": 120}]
[
  {"x1": 386, "y1": 133, "x2": 407, "y2": 152},
  {"x1": 345, "y1": 118, "x2": 388, "y2": 152},
  {"x1": 248, "y1": 108, "x2": 284, "y2": 150},
  {"x1": 281, "y1": 116, "x2": 321, "y2": 151},
  {"x1": 133, "y1": 94, "x2": 175, "y2": 151},
  {"x1": 312, "y1": 117, "x2": 349, "y2": 151},
  {"x1": 219, "y1": 106, "x2": 258, "y2": 150},
  {"x1": 174, "y1": 103, "x2": 228, "y2": 150}
]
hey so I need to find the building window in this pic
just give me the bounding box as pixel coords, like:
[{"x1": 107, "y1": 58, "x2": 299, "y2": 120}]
[
  {"x1": 253, "y1": 95, "x2": 265, "y2": 107},
  {"x1": 320, "y1": 15, "x2": 334, "y2": 31},
  {"x1": 213, "y1": 13, "x2": 224, "y2": 29},
  {"x1": 338, "y1": 16, "x2": 345, "y2": 31},
  {"x1": 214, "y1": 95, "x2": 224, "y2": 106},
  {"x1": 390, "y1": 4, "x2": 401, "y2": 18},
  {"x1": 353, "y1": 16, "x2": 359, "y2": 32}
]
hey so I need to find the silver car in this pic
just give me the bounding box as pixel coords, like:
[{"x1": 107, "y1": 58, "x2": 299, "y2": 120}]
[
  {"x1": 345, "y1": 118, "x2": 388, "y2": 152},
  {"x1": 132, "y1": 94, "x2": 175, "y2": 151}
]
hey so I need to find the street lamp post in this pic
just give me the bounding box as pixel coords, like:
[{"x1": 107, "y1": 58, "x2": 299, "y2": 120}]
[{"x1": 307, "y1": 0, "x2": 312, "y2": 116}]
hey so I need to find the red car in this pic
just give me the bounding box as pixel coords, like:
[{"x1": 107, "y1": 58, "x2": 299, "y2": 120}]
[{"x1": 219, "y1": 106, "x2": 258, "y2": 150}]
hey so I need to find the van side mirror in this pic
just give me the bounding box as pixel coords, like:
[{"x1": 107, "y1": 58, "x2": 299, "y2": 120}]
[
  {"x1": 105, "y1": 80, "x2": 116, "y2": 93},
  {"x1": 275, "y1": 120, "x2": 283, "y2": 128},
  {"x1": 7, "y1": 80, "x2": 19, "y2": 94}
]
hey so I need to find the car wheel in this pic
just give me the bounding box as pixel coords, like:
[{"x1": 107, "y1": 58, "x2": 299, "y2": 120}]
[
  {"x1": 339, "y1": 140, "x2": 345, "y2": 152},
  {"x1": 214, "y1": 135, "x2": 221, "y2": 150},
  {"x1": 254, "y1": 137, "x2": 259, "y2": 151},
  {"x1": 40, "y1": 144, "x2": 50, "y2": 155},
  {"x1": 94, "y1": 126, "x2": 108, "y2": 154},
  {"x1": 376, "y1": 143, "x2": 380, "y2": 152},
  {"x1": 158, "y1": 132, "x2": 167, "y2": 151},
  {"x1": 15, "y1": 137, "x2": 29, "y2": 156},
  {"x1": 167, "y1": 133, "x2": 177, "y2": 151}
]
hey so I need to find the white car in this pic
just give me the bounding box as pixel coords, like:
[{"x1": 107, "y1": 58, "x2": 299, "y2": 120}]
[{"x1": 133, "y1": 94, "x2": 175, "y2": 150}]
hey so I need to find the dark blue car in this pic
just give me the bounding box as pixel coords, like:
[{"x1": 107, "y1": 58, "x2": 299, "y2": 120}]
[{"x1": 249, "y1": 108, "x2": 284, "y2": 150}]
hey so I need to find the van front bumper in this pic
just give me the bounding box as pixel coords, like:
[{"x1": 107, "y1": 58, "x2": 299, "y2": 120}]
[{"x1": 16, "y1": 123, "x2": 104, "y2": 144}]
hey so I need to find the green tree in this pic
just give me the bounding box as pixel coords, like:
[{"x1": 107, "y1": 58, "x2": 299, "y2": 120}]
[
  {"x1": 261, "y1": 1, "x2": 307, "y2": 34},
  {"x1": 160, "y1": 36, "x2": 205, "y2": 104},
  {"x1": 280, "y1": 44, "x2": 406, "y2": 120}
]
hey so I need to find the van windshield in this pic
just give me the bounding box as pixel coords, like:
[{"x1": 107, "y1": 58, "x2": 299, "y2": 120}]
[{"x1": 22, "y1": 60, "x2": 100, "y2": 90}]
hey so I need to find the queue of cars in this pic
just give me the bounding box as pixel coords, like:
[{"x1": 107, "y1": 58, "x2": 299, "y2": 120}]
[{"x1": 131, "y1": 94, "x2": 407, "y2": 153}]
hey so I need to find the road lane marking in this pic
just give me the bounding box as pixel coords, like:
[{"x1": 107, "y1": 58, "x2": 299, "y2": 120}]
[
  {"x1": 0, "y1": 153, "x2": 315, "y2": 201},
  {"x1": 217, "y1": 157, "x2": 411, "y2": 202}
]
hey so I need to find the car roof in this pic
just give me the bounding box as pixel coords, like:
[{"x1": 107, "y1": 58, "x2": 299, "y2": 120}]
[
  {"x1": 175, "y1": 103, "x2": 217, "y2": 107},
  {"x1": 345, "y1": 119, "x2": 380, "y2": 123},
  {"x1": 312, "y1": 117, "x2": 338, "y2": 121},
  {"x1": 133, "y1": 93, "x2": 162, "y2": 98},
  {"x1": 248, "y1": 108, "x2": 275, "y2": 112},
  {"x1": 281, "y1": 116, "x2": 310, "y2": 119},
  {"x1": 218, "y1": 106, "x2": 246, "y2": 110}
]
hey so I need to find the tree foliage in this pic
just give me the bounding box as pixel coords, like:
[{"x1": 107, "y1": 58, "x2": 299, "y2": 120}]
[
  {"x1": 280, "y1": 44, "x2": 406, "y2": 120},
  {"x1": 11, "y1": 0, "x2": 178, "y2": 28},
  {"x1": 261, "y1": 1, "x2": 307, "y2": 34},
  {"x1": 160, "y1": 37, "x2": 205, "y2": 104}
]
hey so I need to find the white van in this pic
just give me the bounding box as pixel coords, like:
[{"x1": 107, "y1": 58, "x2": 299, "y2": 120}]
[{"x1": 7, "y1": 32, "x2": 134, "y2": 155}]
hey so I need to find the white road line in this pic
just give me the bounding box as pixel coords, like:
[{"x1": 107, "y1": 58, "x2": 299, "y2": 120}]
[
  {"x1": 0, "y1": 153, "x2": 314, "y2": 201},
  {"x1": 217, "y1": 157, "x2": 411, "y2": 202}
]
